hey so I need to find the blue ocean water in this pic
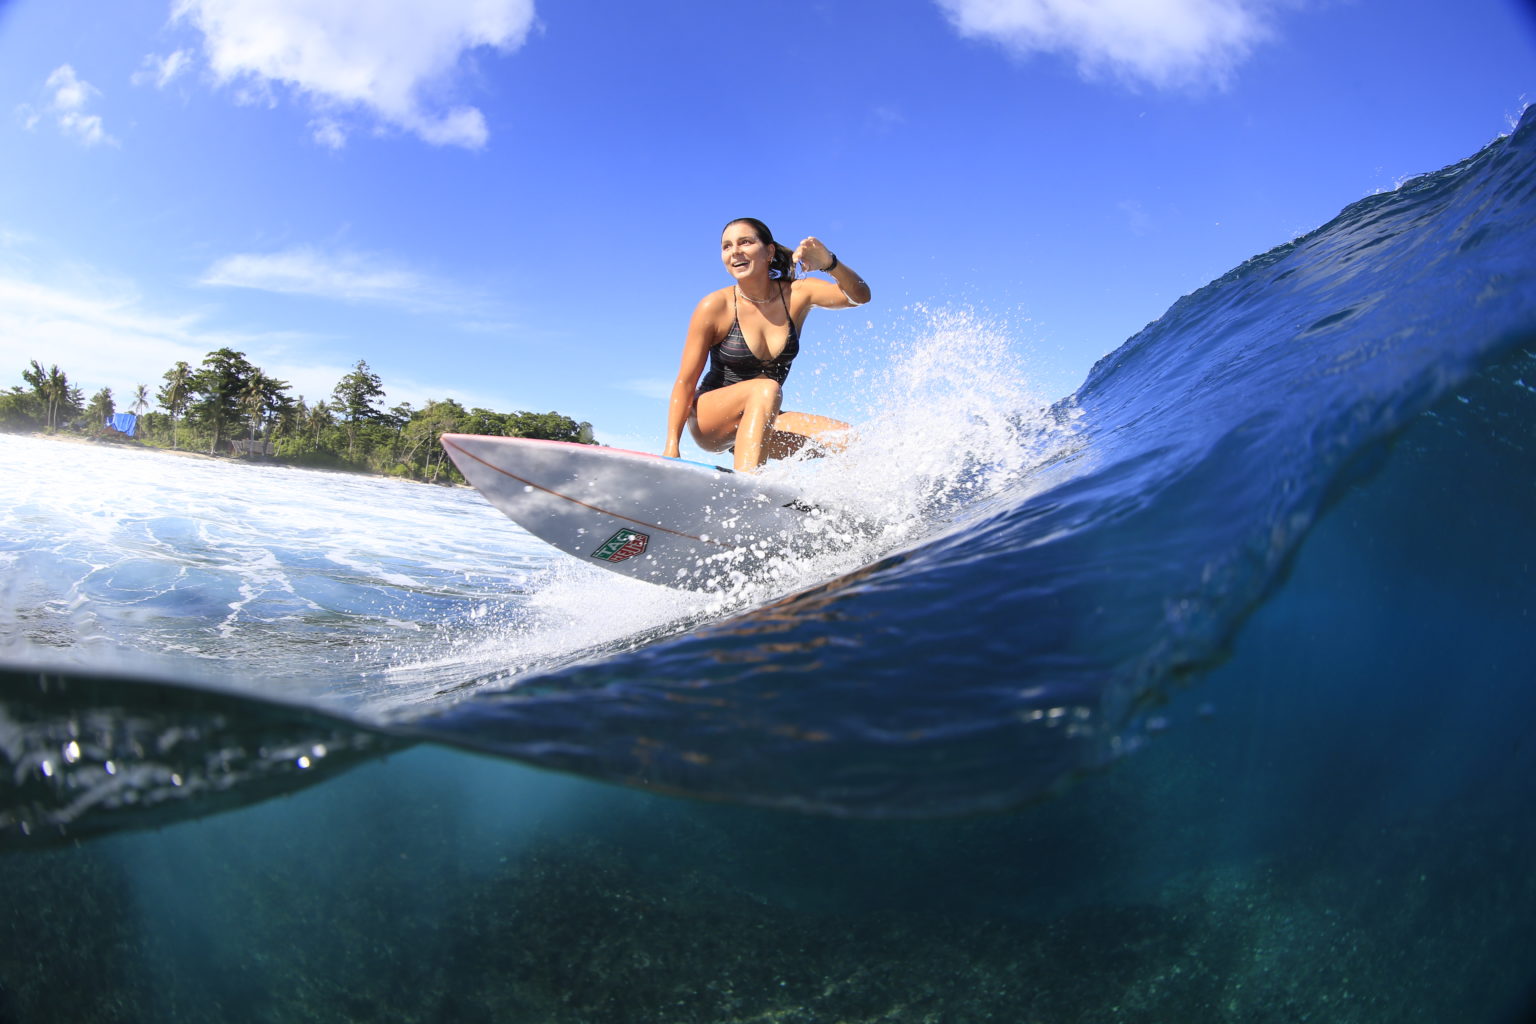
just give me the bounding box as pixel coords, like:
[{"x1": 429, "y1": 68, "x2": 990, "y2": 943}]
[{"x1": 2, "y1": 108, "x2": 1534, "y2": 1022}]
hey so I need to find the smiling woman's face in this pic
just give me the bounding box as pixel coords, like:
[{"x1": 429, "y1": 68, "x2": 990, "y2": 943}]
[{"x1": 721, "y1": 222, "x2": 772, "y2": 280}]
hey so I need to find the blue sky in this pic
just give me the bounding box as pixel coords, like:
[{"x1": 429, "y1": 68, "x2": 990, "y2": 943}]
[{"x1": 1, "y1": 0, "x2": 1532, "y2": 453}]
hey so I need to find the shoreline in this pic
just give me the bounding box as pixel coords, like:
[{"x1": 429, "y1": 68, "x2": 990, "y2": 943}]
[
  {"x1": 23, "y1": 430, "x2": 221, "y2": 462},
  {"x1": 7, "y1": 430, "x2": 468, "y2": 486}
]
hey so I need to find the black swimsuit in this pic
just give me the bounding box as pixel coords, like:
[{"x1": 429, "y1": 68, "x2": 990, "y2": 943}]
[{"x1": 696, "y1": 285, "x2": 800, "y2": 395}]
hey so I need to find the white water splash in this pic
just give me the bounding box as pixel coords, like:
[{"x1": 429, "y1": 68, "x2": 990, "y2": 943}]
[
  {"x1": 0, "y1": 311, "x2": 1076, "y2": 717},
  {"x1": 377, "y1": 306, "x2": 1076, "y2": 711}
]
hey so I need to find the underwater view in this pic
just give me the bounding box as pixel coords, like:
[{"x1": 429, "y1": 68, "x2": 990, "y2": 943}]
[{"x1": 3, "y1": 108, "x2": 1536, "y2": 1022}]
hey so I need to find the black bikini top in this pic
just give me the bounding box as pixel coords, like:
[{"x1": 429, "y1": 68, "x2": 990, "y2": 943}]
[{"x1": 697, "y1": 285, "x2": 800, "y2": 394}]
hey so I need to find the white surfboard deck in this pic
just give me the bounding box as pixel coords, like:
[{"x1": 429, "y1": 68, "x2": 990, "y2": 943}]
[{"x1": 440, "y1": 433, "x2": 819, "y2": 590}]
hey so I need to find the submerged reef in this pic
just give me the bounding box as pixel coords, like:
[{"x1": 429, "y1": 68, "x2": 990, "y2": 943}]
[{"x1": 2, "y1": 759, "x2": 1532, "y2": 1024}]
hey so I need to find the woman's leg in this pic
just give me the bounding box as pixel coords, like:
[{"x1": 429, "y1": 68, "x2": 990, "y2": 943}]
[
  {"x1": 771, "y1": 410, "x2": 852, "y2": 447},
  {"x1": 691, "y1": 379, "x2": 783, "y2": 471},
  {"x1": 763, "y1": 410, "x2": 853, "y2": 461},
  {"x1": 691, "y1": 383, "x2": 852, "y2": 471}
]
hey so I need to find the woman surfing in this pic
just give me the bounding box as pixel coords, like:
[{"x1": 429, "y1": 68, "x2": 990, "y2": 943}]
[{"x1": 663, "y1": 218, "x2": 871, "y2": 472}]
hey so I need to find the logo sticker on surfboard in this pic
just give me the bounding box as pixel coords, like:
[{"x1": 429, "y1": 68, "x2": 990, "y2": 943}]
[{"x1": 592, "y1": 528, "x2": 649, "y2": 563}]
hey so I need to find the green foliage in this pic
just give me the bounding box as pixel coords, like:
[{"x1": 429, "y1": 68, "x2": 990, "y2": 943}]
[
  {"x1": 332, "y1": 359, "x2": 387, "y2": 457},
  {"x1": 0, "y1": 386, "x2": 42, "y2": 432},
  {"x1": 332, "y1": 359, "x2": 386, "y2": 423},
  {"x1": 158, "y1": 361, "x2": 193, "y2": 449},
  {"x1": 20, "y1": 360, "x2": 81, "y2": 432},
  {"x1": 506, "y1": 410, "x2": 591, "y2": 443},
  {"x1": 4, "y1": 354, "x2": 598, "y2": 483},
  {"x1": 187, "y1": 348, "x2": 259, "y2": 455},
  {"x1": 85, "y1": 387, "x2": 115, "y2": 429}
]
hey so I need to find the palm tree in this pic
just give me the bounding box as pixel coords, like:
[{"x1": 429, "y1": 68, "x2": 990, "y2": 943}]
[
  {"x1": 86, "y1": 387, "x2": 115, "y2": 430},
  {"x1": 158, "y1": 361, "x2": 193, "y2": 449},
  {"x1": 131, "y1": 384, "x2": 150, "y2": 416},
  {"x1": 237, "y1": 371, "x2": 290, "y2": 455},
  {"x1": 273, "y1": 393, "x2": 302, "y2": 441},
  {"x1": 306, "y1": 400, "x2": 335, "y2": 445},
  {"x1": 241, "y1": 375, "x2": 265, "y2": 454},
  {"x1": 21, "y1": 360, "x2": 70, "y2": 432}
]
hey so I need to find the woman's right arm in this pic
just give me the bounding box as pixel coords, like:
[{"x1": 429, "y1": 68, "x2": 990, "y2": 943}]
[{"x1": 663, "y1": 294, "x2": 720, "y2": 458}]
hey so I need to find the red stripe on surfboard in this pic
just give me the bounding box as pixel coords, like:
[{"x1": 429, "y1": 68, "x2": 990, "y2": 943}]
[{"x1": 441, "y1": 436, "x2": 726, "y2": 548}]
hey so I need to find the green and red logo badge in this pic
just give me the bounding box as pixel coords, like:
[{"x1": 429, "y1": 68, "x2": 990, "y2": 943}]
[{"x1": 592, "y1": 528, "x2": 649, "y2": 563}]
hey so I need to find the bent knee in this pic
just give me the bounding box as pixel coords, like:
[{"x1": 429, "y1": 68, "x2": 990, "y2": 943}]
[{"x1": 744, "y1": 378, "x2": 783, "y2": 408}]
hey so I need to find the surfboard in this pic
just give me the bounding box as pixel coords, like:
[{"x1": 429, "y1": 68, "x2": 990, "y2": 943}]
[{"x1": 439, "y1": 434, "x2": 819, "y2": 590}]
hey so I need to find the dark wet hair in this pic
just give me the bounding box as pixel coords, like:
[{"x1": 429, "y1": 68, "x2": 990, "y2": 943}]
[{"x1": 722, "y1": 217, "x2": 795, "y2": 280}]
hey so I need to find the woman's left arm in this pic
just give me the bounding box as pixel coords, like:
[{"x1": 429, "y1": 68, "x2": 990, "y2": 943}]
[{"x1": 792, "y1": 236, "x2": 871, "y2": 308}]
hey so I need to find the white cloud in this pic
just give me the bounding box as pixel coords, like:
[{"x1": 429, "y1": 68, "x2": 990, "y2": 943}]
[
  {"x1": 309, "y1": 117, "x2": 348, "y2": 150},
  {"x1": 0, "y1": 256, "x2": 533, "y2": 416},
  {"x1": 200, "y1": 247, "x2": 453, "y2": 310},
  {"x1": 934, "y1": 0, "x2": 1274, "y2": 90},
  {"x1": 0, "y1": 268, "x2": 403, "y2": 411},
  {"x1": 46, "y1": 65, "x2": 95, "y2": 113},
  {"x1": 132, "y1": 49, "x2": 194, "y2": 89},
  {"x1": 0, "y1": 273, "x2": 243, "y2": 400},
  {"x1": 171, "y1": 0, "x2": 538, "y2": 148},
  {"x1": 24, "y1": 65, "x2": 117, "y2": 146}
]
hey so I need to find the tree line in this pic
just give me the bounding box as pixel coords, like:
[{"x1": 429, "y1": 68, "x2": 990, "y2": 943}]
[{"x1": 0, "y1": 351, "x2": 596, "y2": 484}]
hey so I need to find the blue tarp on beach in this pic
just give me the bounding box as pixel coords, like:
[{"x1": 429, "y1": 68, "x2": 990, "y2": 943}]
[{"x1": 108, "y1": 412, "x2": 137, "y2": 437}]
